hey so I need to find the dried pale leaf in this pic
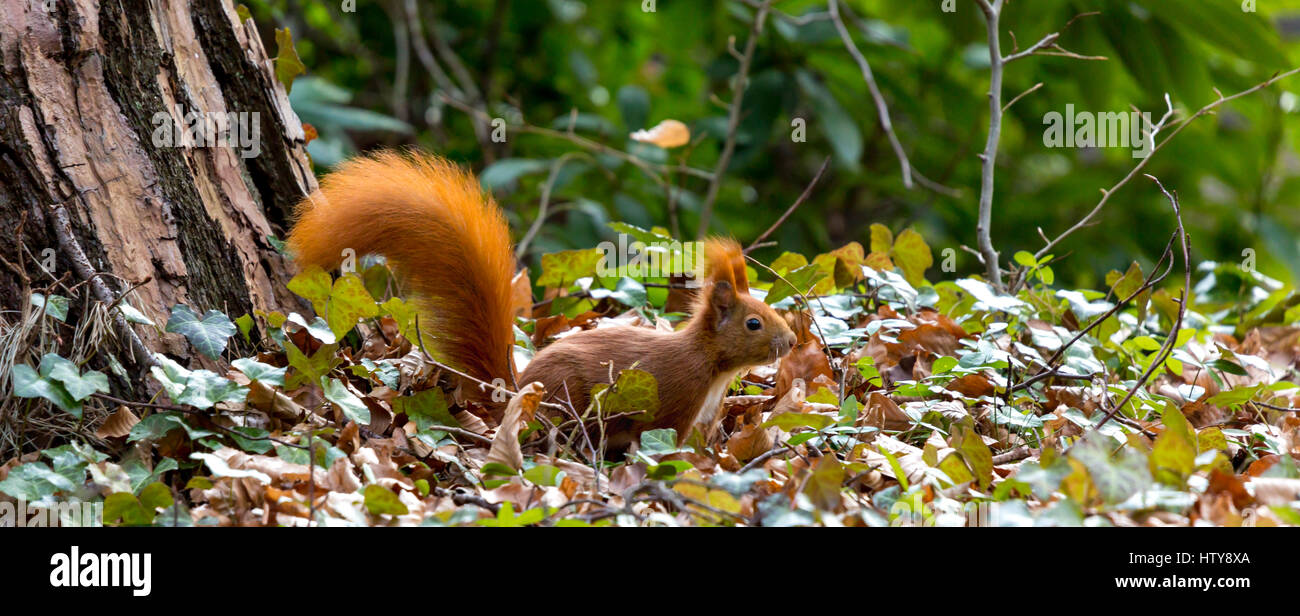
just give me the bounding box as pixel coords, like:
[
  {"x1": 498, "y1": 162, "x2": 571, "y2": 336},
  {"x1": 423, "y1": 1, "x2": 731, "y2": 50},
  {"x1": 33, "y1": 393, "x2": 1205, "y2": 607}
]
[
  {"x1": 724, "y1": 395, "x2": 774, "y2": 407},
  {"x1": 770, "y1": 379, "x2": 807, "y2": 416},
  {"x1": 326, "y1": 455, "x2": 363, "y2": 493},
  {"x1": 1249, "y1": 477, "x2": 1300, "y2": 506},
  {"x1": 774, "y1": 342, "x2": 833, "y2": 400},
  {"x1": 629, "y1": 119, "x2": 690, "y2": 148},
  {"x1": 485, "y1": 382, "x2": 546, "y2": 471},
  {"x1": 245, "y1": 379, "x2": 324, "y2": 426},
  {"x1": 453, "y1": 410, "x2": 492, "y2": 436}
]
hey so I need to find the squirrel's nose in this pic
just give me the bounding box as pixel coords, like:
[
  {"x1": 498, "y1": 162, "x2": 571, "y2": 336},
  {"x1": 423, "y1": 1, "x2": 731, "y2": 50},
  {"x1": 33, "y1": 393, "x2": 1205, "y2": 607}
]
[{"x1": 780, "y1": 331, "x2": 796, "y2": 355}]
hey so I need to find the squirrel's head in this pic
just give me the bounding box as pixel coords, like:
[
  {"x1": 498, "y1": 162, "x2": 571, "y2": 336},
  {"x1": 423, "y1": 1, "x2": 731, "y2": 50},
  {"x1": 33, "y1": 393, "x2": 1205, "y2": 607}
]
[{"x1": 692, "y1": 239, "x2": 797, "y2": 371}]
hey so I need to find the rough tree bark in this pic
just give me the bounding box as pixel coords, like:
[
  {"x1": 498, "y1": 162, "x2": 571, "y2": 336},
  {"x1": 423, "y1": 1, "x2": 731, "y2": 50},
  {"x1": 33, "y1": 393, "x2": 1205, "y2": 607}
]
[{"x1": 0, "y1": 0, "x2": 314, "y2": 387}]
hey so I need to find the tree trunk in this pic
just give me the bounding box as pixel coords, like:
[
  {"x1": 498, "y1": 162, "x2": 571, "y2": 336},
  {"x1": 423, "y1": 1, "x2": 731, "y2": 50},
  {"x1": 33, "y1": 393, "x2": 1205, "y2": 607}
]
[{"x1": 0, "y1": 0, "x2": 312, "y2": 392}]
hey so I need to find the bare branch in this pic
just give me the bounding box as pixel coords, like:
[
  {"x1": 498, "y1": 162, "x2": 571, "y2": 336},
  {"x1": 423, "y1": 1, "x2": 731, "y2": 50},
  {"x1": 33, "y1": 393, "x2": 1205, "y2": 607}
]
[
  {"x1": 973, "y1": 0, "x2": 1006, "y2": 287},
  {"x1": 1002, "y1": 31, "x2": 1060, "y2": 64},
  {"x1": 827, "y1": 0, "x2": 912, "y2": 190}
]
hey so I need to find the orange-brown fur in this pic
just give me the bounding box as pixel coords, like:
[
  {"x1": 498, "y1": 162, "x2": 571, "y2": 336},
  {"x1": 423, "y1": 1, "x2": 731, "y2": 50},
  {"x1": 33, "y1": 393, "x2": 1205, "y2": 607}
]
[
  {"x1": 289, "y1": 151, "x2": 796, "y2": 451},
  {"x1": 289, "y1": 151, "x2": 515, "y2": 389}
]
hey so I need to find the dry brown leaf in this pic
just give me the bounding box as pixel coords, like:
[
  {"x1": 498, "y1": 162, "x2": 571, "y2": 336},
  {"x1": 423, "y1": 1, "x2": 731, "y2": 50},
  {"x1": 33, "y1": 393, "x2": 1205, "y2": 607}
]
[
  {"x1": 510, "y1": 267, "x2": 533, "y2": 319},
  {"x1": 95, "y1": 406, "x2": 140, "y2": 439},
  {"x1": 947, "y1": 373, "x2": 994, "y2": 398},
  {"x1": 773, "y1": 340, "x2": 834, "y2": 402},
  {"x1": 1206, "y1": 470, "x2": 1253, "y2": 509},
  {"x1": 862, "y1": 392, "x2": 912, "y2": 431},
  {"x1": 531, "y1": 314, "x2": 572, "y2": 346},
  {"x1": 727, "y1": 407, "x2": 776, "y2": 462}
]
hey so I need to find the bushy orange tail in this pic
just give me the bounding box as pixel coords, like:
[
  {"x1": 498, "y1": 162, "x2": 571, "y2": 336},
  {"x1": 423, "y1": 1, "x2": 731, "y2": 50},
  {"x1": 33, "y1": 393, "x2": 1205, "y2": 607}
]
[{"x1": 288, "y1": 150, "x2": 515, "y2": 388}]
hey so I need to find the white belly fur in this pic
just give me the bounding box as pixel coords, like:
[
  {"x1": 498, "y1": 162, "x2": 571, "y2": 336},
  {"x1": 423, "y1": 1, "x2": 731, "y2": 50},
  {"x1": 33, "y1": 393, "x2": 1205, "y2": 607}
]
[{"x1": 691, "y1": 369, "x2": 744, "y2": 441}]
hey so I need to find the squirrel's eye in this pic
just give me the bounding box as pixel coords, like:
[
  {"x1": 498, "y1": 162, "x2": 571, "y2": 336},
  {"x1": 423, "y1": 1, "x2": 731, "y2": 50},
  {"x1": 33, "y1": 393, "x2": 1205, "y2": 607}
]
[{"x1": 746, "y1": 318, "x2": 762, "y2": 331}]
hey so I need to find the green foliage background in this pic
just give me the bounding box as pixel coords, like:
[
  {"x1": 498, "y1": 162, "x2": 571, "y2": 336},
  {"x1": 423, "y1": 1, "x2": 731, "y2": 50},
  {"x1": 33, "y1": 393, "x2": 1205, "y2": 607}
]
[{"x1": 246, "y1": 0, "x2": 1300, "y2": 289}]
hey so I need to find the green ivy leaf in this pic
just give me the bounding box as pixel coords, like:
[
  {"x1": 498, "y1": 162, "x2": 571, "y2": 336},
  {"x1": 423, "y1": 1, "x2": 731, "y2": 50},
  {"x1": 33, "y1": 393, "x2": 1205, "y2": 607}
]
[
  {"x1": 363, "y1": 484, "x2": 409, "y2": 516},
  {"x1": 479, "y1": 158, "x2": 549, "y2": 190},
  {"x1": 957, "y1": 427, "x2": 993, "y2": 489},
  {"x1": 30, "y1": 293, "x2": 69, "y2": 321},
  {"x1": 589, "y1": 369, "x2": 658, "y2": 421},
  {"x1": 118, "y1": 302, "x2": 155, "y2": 326},
  {"x1": 11, "y1": 364, "x2": 80, "y2": 416},
  {"x1": 766, "y1": 262, "x2": 827, "y2": 305},
  {"x1": 477, "y1": 502, "x2": 547, "y2": 527},
  {"x1": 589, "y1": 277, "x2": 648, "y2": 308},
  {"x1": 639, "y1": 428, "x2": 690, "y2": 457},
  {"x1": 231, "y1": 357, "x2": 286, "y2": 387},
  {"x1": 537, "y1": 248, "x2": 604, "y2": 287},
  {"x1": 103, "y1": 492, "x2": 153, "y2": 526},
  {"x1": 129, "y1": 412, "x2": 217, "y2": 442},
  {"x1": 891, "y1": 229, "x2": 933, "y2": 286},
  {"x1": 38, "y1": 353, "x2": 108, "y2": 402},
  {"x1": 380, "y1": 297, "x2": 423, "y2": 347},
  {"x1": 802, "y1": 455, "x2": 844, "y2": 511},
  {"x1": 283, "y1": 339, "x2": 340, "y2": 389},
  {"x1": 234, "y1": 313, "x2": 254, "y2": 341},
  {"x1": 174, "y1": 370, "x2": 248, "y2": 409},
  {"x1": 763, "y1": 412, "x2": 835, "y2": 431},
  {"x1": 287, "y1": 265, "x2": 332, "y2": 316},
  {"x1": 327, "y1": 274, "x2": 380, "y2": 338},
  {"x1": 523, "y1": 464, "x2": 566, "y2": 487},
  {"x1": 392, "y1": 389, "x2": 458, "y2": 431},
  {"x1": 138, "y1": 482, "x2": 174, "y2": 511},
  {"x1": 606, "y1": 221, "x2": 674, "y2": 245},
  {"x1": 166, "y1": 305, "x2": 237, "y2": 359},
  {"x1": 1069, "y1": 432, "x2": 1150, "y2": 505},
  {"x1": 0, "y1": 462, "x2": 74, "y2": 501},
  {"x1": 320, "y1": 377, "x2": 371, "y2": 425}
]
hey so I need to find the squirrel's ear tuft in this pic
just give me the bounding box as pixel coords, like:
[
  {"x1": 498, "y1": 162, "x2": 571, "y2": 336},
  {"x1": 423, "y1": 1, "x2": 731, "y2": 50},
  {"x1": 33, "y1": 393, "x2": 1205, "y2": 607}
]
[
  {"x1": 703, "y1": 237, "x2": 749, "y2": 294},
  {"x1": 703, "y1": 279, "x2": 736, "y2": 329}
]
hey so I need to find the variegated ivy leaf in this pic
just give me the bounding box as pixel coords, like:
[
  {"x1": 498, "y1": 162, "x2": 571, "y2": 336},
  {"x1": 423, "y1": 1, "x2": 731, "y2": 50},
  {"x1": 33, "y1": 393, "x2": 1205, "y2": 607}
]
[
  {"x1": 166, "y1": 305, "x2": 237, "y2": 359},
  {"x1": 174, "y1": 370, "x2": 248, "y2": 409},
  {"x1": 231, "y1": 357, "x2": 286, "y2": 387},
  {"x1": 320, "y1": 377, "x2": 371, "y2": 425}
]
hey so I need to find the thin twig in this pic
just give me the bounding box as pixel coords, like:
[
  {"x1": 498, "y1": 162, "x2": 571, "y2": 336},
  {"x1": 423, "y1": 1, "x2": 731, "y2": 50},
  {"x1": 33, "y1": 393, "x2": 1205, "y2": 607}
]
[
  {"x1": 739, "y1": 444, "x2": 791, "y2": 473},
  {"x1": 744, "y1": 156, "x2": 831, "y2": 253},
  {"x1": 516, "y1": 152, "x2": 587, "y2": 259},
  {"x1": 828, "y1": 0, "x2": 912, "y2": 189},
  {"x1": 697, "y1": 0, "x2": 771, "y2": 239},
  {"x1": 1010, "y1": 232, "x2": 1177, "y2": 393},
  {"x1": 1026, "y1": 67, "x2": 1300, "y2": 286},
  {"x1": 1094, "y1": 175, "x2": 1190, "y2": 432}
]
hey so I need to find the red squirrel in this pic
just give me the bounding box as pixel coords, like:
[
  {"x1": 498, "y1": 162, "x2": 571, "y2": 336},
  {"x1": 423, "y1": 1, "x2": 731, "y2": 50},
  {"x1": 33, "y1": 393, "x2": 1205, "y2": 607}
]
[{"x1": 287, "y1": 150, "x2": 796, "y2": 450}]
